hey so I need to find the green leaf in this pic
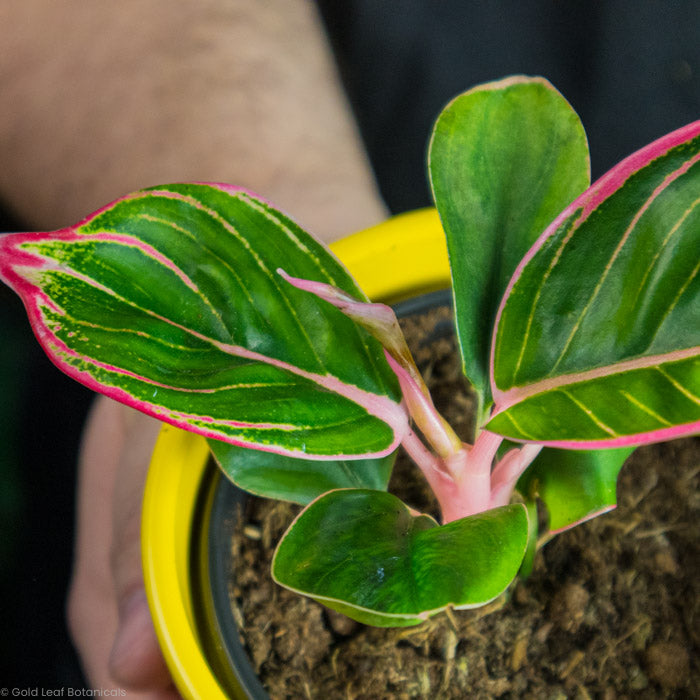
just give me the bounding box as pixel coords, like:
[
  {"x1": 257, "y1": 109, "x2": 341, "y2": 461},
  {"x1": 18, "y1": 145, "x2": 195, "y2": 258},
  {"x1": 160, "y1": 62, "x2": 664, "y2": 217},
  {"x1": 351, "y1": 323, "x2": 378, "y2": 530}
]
[
  {"x1": 209, "y1": 440, "x2": 395, "y2": 504},
  {"x1": 517, "y1": 447, "x2": 634, "y2": 533},
  {"x1": 518, "y1": 499, "x2": 539, "y2": 579},
  {"x1": 489, "y1": 121, "x2": 700, "y2": 448},
  {"x1": 0, "y1": 184, "x2": 406, "y2": 459},
  {"x1": 273, "y1": 490, "x2": 528, "y2": 626},
  {"x1": 428, "y1": 76, "x2": 590, "y2": 410}
]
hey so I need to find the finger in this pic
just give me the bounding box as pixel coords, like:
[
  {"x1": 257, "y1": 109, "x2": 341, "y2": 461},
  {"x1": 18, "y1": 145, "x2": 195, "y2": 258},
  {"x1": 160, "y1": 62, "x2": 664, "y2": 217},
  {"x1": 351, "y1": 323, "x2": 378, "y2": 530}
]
[
  {"x1": 106, "y1": 403, "x2": 168, "y2": 689},
  {"x1": 68, "y1": 396, "x2": 175, "y2": 696},
  {"x1": 68, "y1": 396, "x2": 124, "y2": 689}
]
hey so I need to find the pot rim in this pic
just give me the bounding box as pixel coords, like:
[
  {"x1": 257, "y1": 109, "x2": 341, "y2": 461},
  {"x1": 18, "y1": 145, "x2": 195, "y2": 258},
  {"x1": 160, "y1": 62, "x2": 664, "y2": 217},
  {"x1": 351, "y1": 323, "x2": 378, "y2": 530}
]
[{"x1": 141, "y1": 207, "x2": 450, "y2": 699}]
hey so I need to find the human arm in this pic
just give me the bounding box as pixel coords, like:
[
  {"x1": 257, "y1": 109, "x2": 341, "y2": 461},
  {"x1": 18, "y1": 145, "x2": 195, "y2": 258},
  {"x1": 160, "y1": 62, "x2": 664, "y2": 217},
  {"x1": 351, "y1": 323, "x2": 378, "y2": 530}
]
[
  {"x1": 0, "y1": 0, "x2": 385, "y2": 694},
  {"x1": 0, "y1": 0, "x2": 385, "y2": 241}
]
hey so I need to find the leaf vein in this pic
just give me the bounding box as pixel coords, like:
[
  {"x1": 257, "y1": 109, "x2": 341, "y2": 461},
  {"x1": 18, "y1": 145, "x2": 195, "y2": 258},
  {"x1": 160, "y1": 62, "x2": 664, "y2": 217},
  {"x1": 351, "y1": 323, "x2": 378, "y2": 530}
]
[
  {"x1": 240, "y1": 193, "x2": 392, "y2": 394},
  {"x1": 560, "y1": 390, "x2": 617, "y2": 437},
  {"x1": 648, "y1": 254, "x2": 700, "y2": 348},
  {"x1": 630, "y1": 196, "x2": 700, "y2": 321},
  {"x1": 619, "y1": 390, "x2": 672, "y2": 427},
  {"x1": 552, "y1": 148, "x2": 700, "y2": 372},
  {"x1": 657, "y1": 367, "x2": 700, "y2": 405}
]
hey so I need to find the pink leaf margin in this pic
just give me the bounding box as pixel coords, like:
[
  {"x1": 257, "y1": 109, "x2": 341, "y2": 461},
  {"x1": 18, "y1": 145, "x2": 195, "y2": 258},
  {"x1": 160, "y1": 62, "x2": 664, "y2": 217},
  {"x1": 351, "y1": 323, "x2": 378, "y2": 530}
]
[
  {"x1": 0, "y1": 184, "x2": 409, "y2": 460},
  {"x1": 487, "y1": 120, "x2": 700, "y2": 448},
  {"x1": 505, "y1": 419, "x2": 700, "y2": 452}
]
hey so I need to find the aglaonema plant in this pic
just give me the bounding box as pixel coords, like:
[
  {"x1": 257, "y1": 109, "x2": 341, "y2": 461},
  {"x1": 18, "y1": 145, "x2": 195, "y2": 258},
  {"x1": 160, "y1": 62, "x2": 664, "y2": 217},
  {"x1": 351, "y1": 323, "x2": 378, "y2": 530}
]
[{"x1": 1, "y1": 76, "x2": 698, "y2": 627}]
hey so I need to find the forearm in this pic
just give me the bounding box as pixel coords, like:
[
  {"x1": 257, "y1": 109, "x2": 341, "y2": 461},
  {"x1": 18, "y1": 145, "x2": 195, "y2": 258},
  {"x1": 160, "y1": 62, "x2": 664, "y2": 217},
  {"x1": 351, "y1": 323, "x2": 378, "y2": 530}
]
[{"x1": 0, "y1": 0, "x2": 386, "y2": 241}]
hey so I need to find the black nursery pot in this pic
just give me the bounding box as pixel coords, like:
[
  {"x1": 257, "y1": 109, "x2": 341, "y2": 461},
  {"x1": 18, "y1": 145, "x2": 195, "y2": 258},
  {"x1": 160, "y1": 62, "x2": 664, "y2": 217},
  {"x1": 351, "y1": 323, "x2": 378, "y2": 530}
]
[{"x1": 195, "y1": 291, "x2": 453, "y2": 699}]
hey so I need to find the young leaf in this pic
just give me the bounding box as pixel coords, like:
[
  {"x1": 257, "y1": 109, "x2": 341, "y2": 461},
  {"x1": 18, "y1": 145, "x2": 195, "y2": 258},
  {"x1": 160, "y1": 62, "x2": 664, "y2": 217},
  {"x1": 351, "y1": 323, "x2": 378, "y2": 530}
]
[
  {"x1": 490, "y1": 121, "x2": 700, "y2": 448},
  {"x1": 208, "y1": 439, "x2": 395, "y2": 504},
  {"x1": 273, "y1": 489, "x2": 528, "y2": 627},
  {"x1": 278, "y1": 270, "x2": 463, "y2": 457},
  {"x1": 516, "y1": 447, "x2": 634, "y2": 533},
  {"x1": 277, "y1": 270, "x2": 424, "y2": 391},
  {"x1": 0, "y1": 184, "x2": 406, "y2": 458},
  {"x1": 428, "y1": 76, "x2": 590, "y2": 410}
]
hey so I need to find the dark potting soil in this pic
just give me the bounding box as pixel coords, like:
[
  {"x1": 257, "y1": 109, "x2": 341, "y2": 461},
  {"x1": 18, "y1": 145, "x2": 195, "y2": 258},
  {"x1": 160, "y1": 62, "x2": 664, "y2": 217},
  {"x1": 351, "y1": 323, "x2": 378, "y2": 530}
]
[{"x1": 229, "y1": 304, "x2": 699, "y2": 699}]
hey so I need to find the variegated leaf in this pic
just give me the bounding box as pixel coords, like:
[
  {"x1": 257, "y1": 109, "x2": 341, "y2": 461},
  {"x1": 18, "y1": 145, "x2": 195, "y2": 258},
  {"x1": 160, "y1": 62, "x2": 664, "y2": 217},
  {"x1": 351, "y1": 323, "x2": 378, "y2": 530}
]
[
  {"x1": 0, "y1": 184, "x2": 406, "y2": 458},
  {"x1": 489, "y1": 122, "x2": 700, "y2": 447}
]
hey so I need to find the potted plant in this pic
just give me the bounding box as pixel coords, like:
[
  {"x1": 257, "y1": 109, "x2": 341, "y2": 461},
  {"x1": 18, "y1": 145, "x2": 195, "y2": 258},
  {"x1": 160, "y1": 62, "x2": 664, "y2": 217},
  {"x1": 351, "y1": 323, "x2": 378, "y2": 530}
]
[
  {"x1": 141, "y1": 207, "x2": 452, "y2": 699},
  {"x1": 1, "y1": 76, "x2": 697, "y2": 697}
]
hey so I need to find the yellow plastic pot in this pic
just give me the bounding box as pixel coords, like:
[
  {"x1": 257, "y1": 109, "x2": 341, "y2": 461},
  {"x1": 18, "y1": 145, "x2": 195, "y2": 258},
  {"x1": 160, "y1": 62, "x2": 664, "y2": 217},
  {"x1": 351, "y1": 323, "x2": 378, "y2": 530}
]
[{"x1": 141, "y1": 208, "x2": 450, "y2": 699}]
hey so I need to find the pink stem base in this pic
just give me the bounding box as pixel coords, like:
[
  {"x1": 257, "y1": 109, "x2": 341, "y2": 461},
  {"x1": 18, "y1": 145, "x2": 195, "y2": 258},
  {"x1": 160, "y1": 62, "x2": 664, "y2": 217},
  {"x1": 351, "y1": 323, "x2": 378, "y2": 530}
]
[
  {"x1": 402, "y1": 429, "x2": 508, "y2": 524},
  {"x1": 490, "y1": 444, "x2": 542, "y2": 508}
]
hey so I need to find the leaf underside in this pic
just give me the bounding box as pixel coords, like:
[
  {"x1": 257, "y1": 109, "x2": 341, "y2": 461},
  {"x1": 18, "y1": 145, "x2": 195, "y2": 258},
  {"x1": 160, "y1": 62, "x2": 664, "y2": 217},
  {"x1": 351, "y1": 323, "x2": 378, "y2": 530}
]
[
  {"x1": 209, "y1": 439, "x2": 395, "y2": 504},
  {"x1": 0, "y1": 184, "x2": 404, "y2": 458}
]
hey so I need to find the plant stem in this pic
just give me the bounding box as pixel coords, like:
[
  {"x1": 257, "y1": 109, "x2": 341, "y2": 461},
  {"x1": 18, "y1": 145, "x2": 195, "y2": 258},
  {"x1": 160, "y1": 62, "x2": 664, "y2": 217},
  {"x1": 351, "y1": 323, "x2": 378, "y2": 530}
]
[
  {"x1": 441, "y1": 430, "x2": 503, "y2": 522},
  {"x1": 385, "y1": 352, "x2": 463, "y2": 458},
  {"x1": 489, "y1": 444, "x2": 542, "y2": 508},
  {"x1": 403, "y1": 428, "x2": 507, "y2": 524},
  {"x1": 401, "y1": 429, "x2": 461, "y2": 512}
]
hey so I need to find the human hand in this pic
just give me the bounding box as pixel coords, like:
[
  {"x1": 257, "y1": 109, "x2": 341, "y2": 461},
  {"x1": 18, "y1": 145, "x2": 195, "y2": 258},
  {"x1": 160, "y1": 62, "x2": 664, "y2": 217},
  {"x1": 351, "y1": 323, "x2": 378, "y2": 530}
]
[{"x1": 67, "y1": 396, "x2": 180, "y2": 698}]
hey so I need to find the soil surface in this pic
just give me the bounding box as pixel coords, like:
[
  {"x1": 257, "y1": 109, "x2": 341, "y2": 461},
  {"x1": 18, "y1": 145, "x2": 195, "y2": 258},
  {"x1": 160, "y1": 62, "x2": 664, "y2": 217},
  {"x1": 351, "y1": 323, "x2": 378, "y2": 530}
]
[{"x1": 229, "y1": 304, "x2": 699, "y2": 699}]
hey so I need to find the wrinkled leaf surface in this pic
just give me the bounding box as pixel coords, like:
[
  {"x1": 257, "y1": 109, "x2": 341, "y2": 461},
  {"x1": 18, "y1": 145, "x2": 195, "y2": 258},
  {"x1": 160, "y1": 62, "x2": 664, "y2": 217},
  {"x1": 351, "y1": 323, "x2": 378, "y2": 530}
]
[{"x1": 273, "y1": 489, "x2": 528, "y2": 626}]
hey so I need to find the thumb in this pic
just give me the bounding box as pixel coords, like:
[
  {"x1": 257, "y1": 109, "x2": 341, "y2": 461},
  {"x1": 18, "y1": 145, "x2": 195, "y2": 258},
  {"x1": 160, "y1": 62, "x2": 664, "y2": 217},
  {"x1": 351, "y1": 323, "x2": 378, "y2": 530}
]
[
  {"x1": 110, "y1": 588, "x2": 171, "y2": 689},
  {"x1": 107, "y1": 405, "x2": 171, "y2": 690}
]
